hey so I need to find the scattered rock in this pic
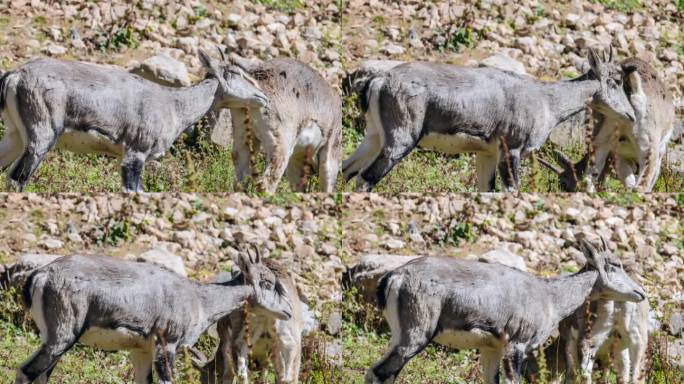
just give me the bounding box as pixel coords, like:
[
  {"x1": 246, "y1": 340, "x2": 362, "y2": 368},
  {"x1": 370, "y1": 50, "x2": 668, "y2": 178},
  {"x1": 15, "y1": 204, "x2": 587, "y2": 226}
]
[
  {"x1": 479, "y1": 53, "x2": 527, "y2": 75},
  {"x1": 479, "y1": 248, "x2": 528, "y2": 271},
  {"x1": 668, "y1": 312, "x2": 684, "y2": 337},
  {"x1": 40, "y1": 238, "x2": 64, "y2": 250},
  {"x1": 670, "y1": 339, "x2": 684, "y2": 370},
  {"x1": 42, "y1": 43, "x2": 67, "y2": 56},
  {"x1": 130, "y1": 53, "x2": 191, "y2": 87},
  {"x1": 137, "y1": 246, "x2": 187, "y2": 277},
  {"x1": 381, "y1": 44, "x2": 405, "y2": 56},
  {"x1": 325, "y1": 311, "x2": 342, "y2": 336},
  {"x1": 208, "y1": 109, "x2": 233, "y2": 147}
]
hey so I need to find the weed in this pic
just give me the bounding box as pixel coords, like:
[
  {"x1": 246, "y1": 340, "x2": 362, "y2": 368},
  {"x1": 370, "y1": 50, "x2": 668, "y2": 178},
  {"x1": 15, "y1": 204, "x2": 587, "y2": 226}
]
[
  {"x1": 97, "y1": 25, "x2": 139, "y2": 52},
  {"x1": 441, "y1": 26, "x2": 477, "y2": 53}
]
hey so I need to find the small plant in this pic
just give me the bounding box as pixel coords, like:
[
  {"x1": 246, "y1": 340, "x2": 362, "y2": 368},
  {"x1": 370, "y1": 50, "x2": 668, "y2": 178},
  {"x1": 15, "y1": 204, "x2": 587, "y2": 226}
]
[
  {"x1": 32, "y1": 15, "x2": 47, "y2": 27},
  {"x1": 449, "y1": 221, "x2": 476, "y2": 244},
  {"x1": 442, "y1": 26, "x2": 476, "y2": 52},
  {"x1": 97, "y1": 25, "x2": 139, "y2": 52},
  {"x1": 188, "y1": 4, "x2": 207, "y2": 24},
  {"x1": 95, "y1": 219, "x2": 132, "y2": 246},
  {"x1": 678, "y1": 0, "x2": 684, "y2": 11}
]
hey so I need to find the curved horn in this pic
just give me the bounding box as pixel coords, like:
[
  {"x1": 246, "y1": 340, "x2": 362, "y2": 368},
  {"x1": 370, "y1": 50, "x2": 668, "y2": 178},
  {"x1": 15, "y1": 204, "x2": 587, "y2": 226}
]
[
  {"x1": 599, "y1": 236, "x2": 610, "y2": 252},
  {"x1": 253, "y1": 245, "x2": 261, "y2": 264},
  {"x1": 608, "y1": 45, "x2": 614, "y2": 62},
  {"x1": 552, "y1": 150, "x2": 573, "y2": 170},
  {"x1": 216, "y1": 45, "x2": 227, "y2": 62},
  {"x1": 536, "y1": 156, "x2": 563, "y2": 175}
]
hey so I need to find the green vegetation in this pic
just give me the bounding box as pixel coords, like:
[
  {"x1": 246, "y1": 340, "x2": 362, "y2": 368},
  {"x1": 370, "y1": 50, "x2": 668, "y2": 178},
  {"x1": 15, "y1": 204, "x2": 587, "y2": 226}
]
[
  {"x1": 96, "y1": 25, "x2": 139, "y2": 52},
  {"x1": 437, "y1": 26, "x2": 478, "y2": 53},
  {"x1": 593, "y1": 0, "x2": 642, "y2": 11},
  {"x1": 252, "y1": 0, "x2": 304, "y2": 13}
]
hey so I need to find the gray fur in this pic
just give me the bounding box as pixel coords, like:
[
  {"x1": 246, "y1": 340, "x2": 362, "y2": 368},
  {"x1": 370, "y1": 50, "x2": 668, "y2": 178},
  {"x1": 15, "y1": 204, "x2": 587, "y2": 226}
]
[
  {"x1": 344, "y1": 47, "x2": 635, "y2": 192},
  {"x1": 366, "y1": 238, "x2": 645, "y2": 384},
  {"x1": 0, "y1": 50, "x2": 268, "y2": 192},
  {"x1": 228, "y1": 54, "x2": 342, "y2": 193},
  {"x1": 15, "y1": 251, "x2": 292, "y2": 384}
]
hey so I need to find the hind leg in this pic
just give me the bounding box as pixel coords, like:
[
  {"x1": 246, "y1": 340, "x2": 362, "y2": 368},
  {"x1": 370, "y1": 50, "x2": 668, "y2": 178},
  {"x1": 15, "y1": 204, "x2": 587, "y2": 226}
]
[
  {"x1": 365, "y1": 332, "x2": 432, "y2": 384},
  {"x1": 317, "y1": 134, "x2": 341, "y2": 192},
  {"x1": 356, "y1": 120, "x2": 420, "y2": 192},
  {"x1": 7, "y1": 129, "x2": 56, "y2": 191},
  {"x1": 0, "y1": 118, "x2": 24, "y2": 171}
]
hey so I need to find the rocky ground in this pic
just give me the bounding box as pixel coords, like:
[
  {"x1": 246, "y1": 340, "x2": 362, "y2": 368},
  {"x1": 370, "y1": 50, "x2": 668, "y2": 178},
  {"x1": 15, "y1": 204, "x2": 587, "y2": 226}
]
[{"x1": 1, "y1": 0, "x2": 682, "y2": 99}]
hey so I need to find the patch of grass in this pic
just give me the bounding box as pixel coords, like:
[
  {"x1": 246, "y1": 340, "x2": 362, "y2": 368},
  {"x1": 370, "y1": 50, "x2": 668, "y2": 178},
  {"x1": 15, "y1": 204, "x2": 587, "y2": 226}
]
[
  {"x1": 371, "y1": 15, "x2": 385, "y2": 25},
  {"x1": 593, "y1": 0, "x2": 642, "y2": 11},
  {"x1": 253, "y1": 0, "x2": 304, "y2": 13},
  {"x1": 32, "y1": 16, "x2": 47, "y2": 27},
  {"x1": 678, "y1": 0, "x2": 684, "y2": 12}
]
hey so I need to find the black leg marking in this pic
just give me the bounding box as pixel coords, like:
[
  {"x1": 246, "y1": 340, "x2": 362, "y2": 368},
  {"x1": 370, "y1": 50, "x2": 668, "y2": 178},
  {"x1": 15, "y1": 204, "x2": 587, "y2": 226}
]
[{"x1": 121, "y1": 156, "x2": 145, "y2": 192}]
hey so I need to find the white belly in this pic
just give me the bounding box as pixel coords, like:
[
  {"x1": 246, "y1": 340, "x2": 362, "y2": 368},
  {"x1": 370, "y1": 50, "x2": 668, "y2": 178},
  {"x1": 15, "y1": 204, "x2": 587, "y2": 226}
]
[
  {"x1": 433, "y1": 328, "x2": 500, "y2": 350},
  {"x1": 79, "y1": 326, "x2": 148, "y2": 351},
  {"x1": 418, "y1": 132, "x2": 489, "y2": 154},
  {"x1": 56, "y1": 130, "x2": 123, "y2": 157}
]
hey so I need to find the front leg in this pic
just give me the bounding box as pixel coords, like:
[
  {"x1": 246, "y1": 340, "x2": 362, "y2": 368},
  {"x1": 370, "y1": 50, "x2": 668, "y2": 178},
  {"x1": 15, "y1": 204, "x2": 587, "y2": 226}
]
[
  {"x1": 254, "y1": 121, "x2": 294, "y2": 194},
  {"x1": 480, "y1": 347, "x2": 505, "y2": 384},
  {"x1": 130, "y1": 349, "x2": 154, "y2": 384},
  {"x1": 588, "y1": 115, "x2": 615, "y2": 192},
  {"x1": 503, "y1": 344, "x2": 526, "y2": 384},
  {"x1": 476, "y1": 152, "x2": 499, "y2": 192},
  {"x1": 121, "y1": 150, "x2": 147, "y2": 192},
  {"x1": 231, "y1": 108, "x2": 254, "y2": 191},
  {"x1": 273, "y1": 326, "x2": 302, "y2": 384},
  {"x1": 154, "y1": 341, "x2": 177, "y2": 384},
  {"x1": 497, "y1": 143, "x2": 520, "y2": 192}
]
